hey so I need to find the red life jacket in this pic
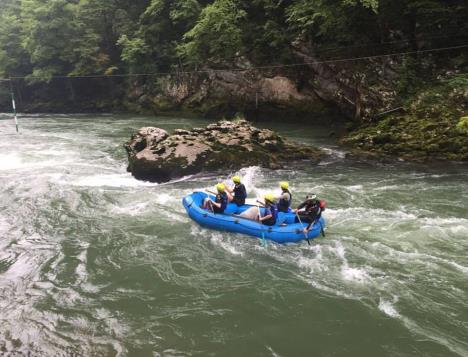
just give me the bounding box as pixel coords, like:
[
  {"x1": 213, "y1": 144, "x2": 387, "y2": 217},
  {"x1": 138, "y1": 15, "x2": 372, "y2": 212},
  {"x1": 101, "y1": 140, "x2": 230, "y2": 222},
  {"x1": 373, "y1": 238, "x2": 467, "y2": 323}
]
[{"x1": 319, "y1": 200, "x2": 326, "y2": 211}]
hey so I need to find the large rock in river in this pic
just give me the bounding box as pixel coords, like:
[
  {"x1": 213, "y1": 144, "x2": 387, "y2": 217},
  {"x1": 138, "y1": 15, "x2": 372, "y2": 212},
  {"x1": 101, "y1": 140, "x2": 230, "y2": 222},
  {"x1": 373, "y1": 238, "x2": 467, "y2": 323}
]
[{"x1": 125, "y1": 119, "x2": 323, "y2": 182}]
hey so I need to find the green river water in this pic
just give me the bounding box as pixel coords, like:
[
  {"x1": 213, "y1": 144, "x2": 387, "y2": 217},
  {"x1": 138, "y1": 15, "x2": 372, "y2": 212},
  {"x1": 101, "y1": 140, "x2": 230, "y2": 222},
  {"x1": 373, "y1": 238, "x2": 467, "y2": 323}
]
[{"x1": 0, "y1": 114, "x2": 467, "y2": 357}]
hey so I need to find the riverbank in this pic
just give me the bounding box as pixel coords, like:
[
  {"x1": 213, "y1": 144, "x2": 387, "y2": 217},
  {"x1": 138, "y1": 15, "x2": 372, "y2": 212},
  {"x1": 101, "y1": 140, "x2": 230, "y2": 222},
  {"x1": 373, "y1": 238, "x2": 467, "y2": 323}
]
[
  {"x1": 341, "y1": 76, "x2": 468, "y2": 161},
  {"x1": 2, "y1": 73, "x2": 466, "y2": 163}
]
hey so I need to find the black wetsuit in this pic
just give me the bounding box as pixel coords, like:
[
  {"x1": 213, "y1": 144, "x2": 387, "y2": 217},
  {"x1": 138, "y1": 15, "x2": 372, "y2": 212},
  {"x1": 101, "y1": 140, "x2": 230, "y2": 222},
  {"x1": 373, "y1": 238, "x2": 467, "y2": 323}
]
[
  {"x1": 295, "y1": 200, "x2": 321, "y2": 229},
  {"x1": 277, "y1": 189, "x2": 292, "y2": 213},
  {"x1": 232, "y1": 183, "x2": 247, "y2": 206}
]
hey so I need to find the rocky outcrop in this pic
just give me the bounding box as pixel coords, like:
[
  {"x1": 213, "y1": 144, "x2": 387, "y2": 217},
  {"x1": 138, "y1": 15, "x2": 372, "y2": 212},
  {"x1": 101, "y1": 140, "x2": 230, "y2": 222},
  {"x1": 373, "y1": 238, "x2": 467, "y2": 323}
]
[
  {"x1": 125, "y1": 119, "x2": 323, "y2": 182},
  {"x1": 129, "y1": 71, "x2": 333, "y2": 121},
  {"x1": 341, "y1": 78, "x2": 468, "y2": 161}
]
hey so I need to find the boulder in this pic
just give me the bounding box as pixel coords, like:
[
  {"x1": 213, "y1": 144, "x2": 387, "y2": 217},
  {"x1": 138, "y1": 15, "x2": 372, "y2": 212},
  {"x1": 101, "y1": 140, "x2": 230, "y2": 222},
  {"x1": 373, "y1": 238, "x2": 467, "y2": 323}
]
[{"x1": 125, "y1": 119, "x2": 323, "y2": 182}]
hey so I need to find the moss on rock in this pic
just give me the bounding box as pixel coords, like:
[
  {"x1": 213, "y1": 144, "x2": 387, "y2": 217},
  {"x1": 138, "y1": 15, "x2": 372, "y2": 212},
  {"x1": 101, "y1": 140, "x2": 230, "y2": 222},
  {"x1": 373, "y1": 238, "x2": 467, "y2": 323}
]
[{"x1": 341, "y1": 75, "x2": 468, "y2": 161}]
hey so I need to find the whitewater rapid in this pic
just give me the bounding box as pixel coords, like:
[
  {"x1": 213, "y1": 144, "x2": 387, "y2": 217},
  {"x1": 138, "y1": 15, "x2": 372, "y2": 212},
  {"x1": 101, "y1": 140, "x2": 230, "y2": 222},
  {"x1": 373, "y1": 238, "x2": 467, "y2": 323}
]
[{"x1": 0, "y1": 114, "x2": 467, "y2": 356}]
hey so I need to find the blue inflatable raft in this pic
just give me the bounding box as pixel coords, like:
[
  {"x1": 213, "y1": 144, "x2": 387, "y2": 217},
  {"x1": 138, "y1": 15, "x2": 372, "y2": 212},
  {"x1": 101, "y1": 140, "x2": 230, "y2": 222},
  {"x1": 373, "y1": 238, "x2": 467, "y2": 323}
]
[{"x1": 182, "y1": 192, "x2": 325, "y2": 244}]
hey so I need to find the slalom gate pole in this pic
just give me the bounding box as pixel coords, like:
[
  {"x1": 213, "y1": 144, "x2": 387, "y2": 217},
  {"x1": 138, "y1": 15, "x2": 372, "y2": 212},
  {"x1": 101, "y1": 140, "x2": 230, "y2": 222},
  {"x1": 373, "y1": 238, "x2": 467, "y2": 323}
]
[{"x1": 9, "y1": 78, "x2": 19, "y2": 133}]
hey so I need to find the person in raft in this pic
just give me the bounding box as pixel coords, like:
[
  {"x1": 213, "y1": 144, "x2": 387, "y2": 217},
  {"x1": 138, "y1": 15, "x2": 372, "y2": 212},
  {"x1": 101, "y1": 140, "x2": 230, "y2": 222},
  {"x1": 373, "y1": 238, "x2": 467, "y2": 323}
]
[
  {"x1": 203, "y1": 183, "x2": 229, "y2": 213},
  {"x1": 277, "y1": 181, "x2": 292, "y2": 213},
  {"x1": 258, "y1": 194, "x2": 278, "y2": 226},
  {"x1": 226, "y1": 175, "x2": 247, "y2": 206},
  {"x1": 294, "y1": 194, "x2": 323, "y2": 233}
]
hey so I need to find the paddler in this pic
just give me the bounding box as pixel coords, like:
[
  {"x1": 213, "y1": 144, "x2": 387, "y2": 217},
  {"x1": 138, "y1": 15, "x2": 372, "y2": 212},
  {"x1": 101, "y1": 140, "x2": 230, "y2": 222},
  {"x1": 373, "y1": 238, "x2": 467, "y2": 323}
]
[
  {"x1": 277, "y1": 181, "x2": 292, "y2": 213},
  {"x1": 258, "y1": 193, "x2": 278, "y2": 226},
  {"x1": 226, "y1": 175, "x2": 247, "y2": 206},
  {"x1": 294, "y1": 193, "x2": 323, "y2": 233},
  {"x1": 202, "y1": 183, "x2": 229, "y2": 214}
]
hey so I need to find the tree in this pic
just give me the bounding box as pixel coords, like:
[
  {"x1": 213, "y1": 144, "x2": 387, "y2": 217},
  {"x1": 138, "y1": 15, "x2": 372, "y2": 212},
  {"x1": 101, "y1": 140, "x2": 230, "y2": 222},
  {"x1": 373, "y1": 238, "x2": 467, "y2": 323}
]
[
  {"x1": 0, "y1": 1, "x2": 30, "y2": 78},
  {"x1": 177, "y1": 0, "x2": 246, "y2": 66}
]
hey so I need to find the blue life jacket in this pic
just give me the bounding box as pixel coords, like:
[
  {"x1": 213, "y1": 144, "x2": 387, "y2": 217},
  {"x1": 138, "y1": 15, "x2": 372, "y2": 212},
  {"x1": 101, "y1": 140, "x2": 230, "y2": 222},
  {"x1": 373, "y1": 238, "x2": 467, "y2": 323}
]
[
  {"x1": 278, "y1": 189, "x2": 292, "y2": 212},
  {"x1": 263, "y1": 203, "x2": 278, "y2": 225}
]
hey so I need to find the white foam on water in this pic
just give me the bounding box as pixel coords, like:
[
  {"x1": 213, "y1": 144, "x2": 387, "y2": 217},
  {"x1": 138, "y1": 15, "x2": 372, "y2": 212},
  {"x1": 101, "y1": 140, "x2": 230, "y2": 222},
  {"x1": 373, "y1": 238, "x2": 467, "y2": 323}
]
[
  {"x1": 72, "y1": 173, "x2": 159, "y2": 188},
  {"x1": 0, "y1": 153, "x2": 24, "y2": 170},
  {"x1": 325, "y1": 207, "x2": 419, "y2": 223},
  {"x1": 75, "y1": 243, "x2": 89, "y2": 285},
  {"x1": 421, "y1": 216, "x2": 468, "y2": 226},
  {"x1": 155, "y1": 193, "x2": 173, "y2": 205},
  {"x1": 341, "y1": 265, "x2": 370, "y2": 283},
  {"x1": 0, "y1": 254, "x2": 36, "y2": 281},
  {"x1": 0, "y1": 216, "x2": 11, "y2": 239},
  {"x1": 209, "y1": 232, "x2": 244, "y2": 256},
  {"x1": 346, "y1": 184, "x2": 364, "y2": 192},
  {"x1": 378, "y1": 298, "x2": 401, "y2": 318},
  {"x1": 111, "y1": 202, "x2": 149, "y2": 216}
]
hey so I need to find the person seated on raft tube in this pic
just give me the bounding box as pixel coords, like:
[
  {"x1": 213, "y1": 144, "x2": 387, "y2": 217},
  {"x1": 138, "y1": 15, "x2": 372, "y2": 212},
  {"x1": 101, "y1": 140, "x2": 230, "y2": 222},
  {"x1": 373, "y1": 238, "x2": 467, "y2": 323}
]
[
  {"x1": 277, "y1": 181, "x2": 292, "y2": 213},
  {"x1": 202, "y1": 183, "x2": 229, "y2": 214},
  {"x1": 226, "y1": 175, "x2": 247, "y2": 206},
  {"x1": 258, "y1": 194, "x2": 278, "y2": 226},
  {"x1": 294, "y1": 194, "x2": 322, "y2": 233}
]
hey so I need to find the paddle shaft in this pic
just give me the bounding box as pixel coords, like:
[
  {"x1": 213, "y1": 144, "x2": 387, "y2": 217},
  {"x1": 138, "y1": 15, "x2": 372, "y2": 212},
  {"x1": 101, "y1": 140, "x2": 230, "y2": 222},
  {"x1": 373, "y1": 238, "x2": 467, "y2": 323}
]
[
  {"x1": 256, "y1": 203, "x2": 267, "y2": 247},
  {"x1": 295, "y1": 211, "x2": 311, "y2": 245}
]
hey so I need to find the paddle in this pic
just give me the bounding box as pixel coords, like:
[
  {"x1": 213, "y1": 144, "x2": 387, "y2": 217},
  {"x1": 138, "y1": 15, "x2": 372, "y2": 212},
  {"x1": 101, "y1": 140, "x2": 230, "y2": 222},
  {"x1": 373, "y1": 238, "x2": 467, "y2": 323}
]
[
  {"x1": 319, "y1": 220, "x2": 326, "y2": 237},
  {"x1": 203, "y1": 189, "x2": 217, "y2": 213},
  {"x1": 256, "y1": 202, "x2": 267, "y2": 248},
  {"x1": 205, "y1": 189, "x2": 217, "y2": 196},
  {"x1": 255, "y1": 200, "x2": 266, "y2": 207},
  {"x1": 295, "y1": 211, "x2": 311, "y2": 245}
]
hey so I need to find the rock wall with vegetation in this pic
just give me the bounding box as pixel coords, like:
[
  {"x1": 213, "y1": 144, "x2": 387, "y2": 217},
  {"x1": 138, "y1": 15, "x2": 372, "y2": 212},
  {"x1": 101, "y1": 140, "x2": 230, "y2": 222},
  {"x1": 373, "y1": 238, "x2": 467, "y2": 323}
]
[{"x1": 0, "y1": 0, "x2": 467, "y2": 159}]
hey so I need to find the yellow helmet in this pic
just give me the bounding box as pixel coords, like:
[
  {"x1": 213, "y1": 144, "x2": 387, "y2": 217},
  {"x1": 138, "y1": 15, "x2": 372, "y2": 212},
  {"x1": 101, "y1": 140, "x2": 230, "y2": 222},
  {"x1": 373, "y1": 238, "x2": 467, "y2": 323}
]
[
  {"x1": 232, "y1": 175, "x2": 241, "y2": 184},
  {"x1": 216, "y1": 183, "x2": 225, "y2": 192},
  {"x1": 280, "y1": 181, "x2": 289, "y2": 190},
  {"x1": 264, "y1": 193, "x2": 275, "y2": 204}
]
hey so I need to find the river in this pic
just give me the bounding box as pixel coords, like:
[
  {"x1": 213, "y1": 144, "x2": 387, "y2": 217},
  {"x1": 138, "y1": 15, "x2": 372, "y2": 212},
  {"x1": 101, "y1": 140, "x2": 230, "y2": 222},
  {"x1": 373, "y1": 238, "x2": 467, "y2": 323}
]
[{"x1": 0, "y1": 114, "x2": 467, "y2": 356}]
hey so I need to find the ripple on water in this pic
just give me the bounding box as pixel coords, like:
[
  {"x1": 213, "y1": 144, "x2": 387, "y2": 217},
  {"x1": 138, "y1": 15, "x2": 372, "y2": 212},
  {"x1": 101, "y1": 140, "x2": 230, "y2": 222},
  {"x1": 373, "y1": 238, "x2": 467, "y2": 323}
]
[{"x1": 0, "y1": 115, "x2": 467, "y2": 356}]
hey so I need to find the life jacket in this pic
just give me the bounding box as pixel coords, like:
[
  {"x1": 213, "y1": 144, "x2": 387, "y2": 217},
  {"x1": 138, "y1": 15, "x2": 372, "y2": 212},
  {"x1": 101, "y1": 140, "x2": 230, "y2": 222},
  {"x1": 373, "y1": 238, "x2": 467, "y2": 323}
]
[
  {"x1": 263, "y1": 203, "x2": 278, "y2": 225},
  {"x1": 319, "y1": 200, "x2": 326, "y2": 211},
  {"x1": 216, "y1": 192, "x2": 228, "y2": 211},
  {"x1": 278, "y1": 189, "x2": 292, "y2": 212},
  {"x1": 233, "y1": 183, "x2": 247, "y2": 200},
  {"x1": 304, "y1": 200, "x2": 322, "y2": 221}
]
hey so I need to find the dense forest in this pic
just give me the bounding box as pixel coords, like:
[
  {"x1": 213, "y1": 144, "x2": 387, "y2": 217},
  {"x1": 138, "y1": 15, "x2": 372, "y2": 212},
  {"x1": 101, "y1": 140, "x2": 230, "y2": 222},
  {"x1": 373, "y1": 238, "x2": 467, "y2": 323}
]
[{"x1": 0, "y1": 0, "x2": 467, "y2": 159}]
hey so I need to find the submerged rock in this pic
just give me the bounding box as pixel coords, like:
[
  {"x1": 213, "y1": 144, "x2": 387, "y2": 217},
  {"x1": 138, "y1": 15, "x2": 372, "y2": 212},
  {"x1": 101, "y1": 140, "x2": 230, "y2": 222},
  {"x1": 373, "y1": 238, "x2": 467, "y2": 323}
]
[{"x1": 125, "y1": 119, "x2": 323, "y2": 182}]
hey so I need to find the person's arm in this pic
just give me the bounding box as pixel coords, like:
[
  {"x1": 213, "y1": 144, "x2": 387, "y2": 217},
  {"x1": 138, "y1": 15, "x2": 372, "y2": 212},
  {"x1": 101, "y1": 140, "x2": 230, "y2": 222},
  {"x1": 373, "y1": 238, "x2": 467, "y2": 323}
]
[
  {"x1": 304, "y1": 208, "x2": 321, "y2": 231},
  {"x1": 225, "y1": 189, "x2": 233, "y2": 201},
  {"x1": 259, "y1": 207, "x2": 272, "y2": 221},
  {"x1": 296, "y1": 201, "x2": 306, "y2": 211},
  {"x1": 212, "y1": 200, "x2": 222, "y2": 208},
  {"x1": 259, "y1": 214, "x2": 272, "y2": 222}
]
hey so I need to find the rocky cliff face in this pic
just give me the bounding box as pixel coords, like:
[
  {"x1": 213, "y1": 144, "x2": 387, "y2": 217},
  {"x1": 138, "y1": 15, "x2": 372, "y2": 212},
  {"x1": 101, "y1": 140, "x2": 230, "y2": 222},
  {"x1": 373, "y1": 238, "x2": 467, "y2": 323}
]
[
  {"x1": 128, "y1": 48, "x2": 400, "y2": 123},
  {"x1": 125, "y1": 119, "x2": 323, "y2": 182}
]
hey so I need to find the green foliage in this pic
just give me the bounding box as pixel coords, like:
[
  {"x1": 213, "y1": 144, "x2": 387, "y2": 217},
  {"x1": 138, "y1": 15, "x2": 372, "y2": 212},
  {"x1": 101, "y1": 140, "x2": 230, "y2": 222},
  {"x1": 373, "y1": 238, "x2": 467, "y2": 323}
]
[
  {"x1": 0, "y1": 10, "x2": 28, "y2": 77},
  {"x1": 20, "y1": 0, "x2": 80, "y2": 81},
  {"x1": 177, "y1": 0, "x2": 246, "y2": 65},
  {"x1": 457, "y1": 117, "x2": 468, "y2": 133},
  {"x1": 286, "y1": 0, "x2": 380, "y2": 47}
]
